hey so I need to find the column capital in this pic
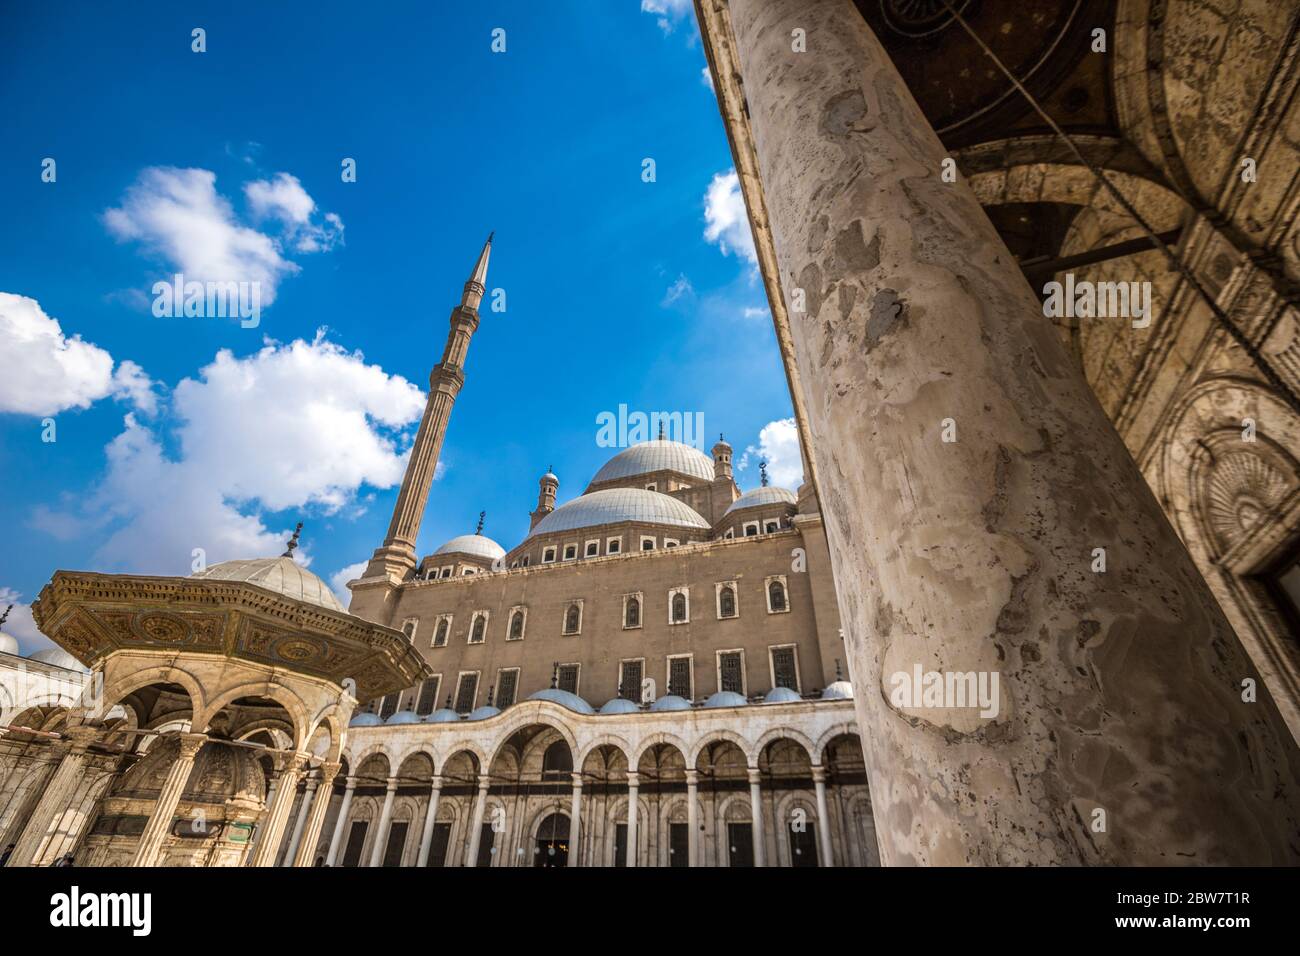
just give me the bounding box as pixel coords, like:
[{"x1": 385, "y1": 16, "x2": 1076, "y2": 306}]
[
  {"x1": 385, "y1": 775, "x2": 400, "y2": 792},
  {"x1": 475, "y1": 773, "x2": 491, "y2": 792},
  {"x1": 684, "y1": 769, "x2": 699, "y2": 787},
  {"x1": 344, "y1": 774, "x2": 359, "y2": 790},
  {"x1": 810, "y1": 764, "x2": 828, "y2": 784},
  {"x1": 275, "y1": 751, "x2": 310, "y2": 774},
  {"x1": 177, "y1": 732, "x2": 207, "y2": 761},
  {"x1": 746, "y1": 767, "x2": 763, "y2": 786},
  {"x1": 570, "y1": 772, "x2": 583, "y2": 790},
  {"x1": 64, "y1": 725, "x2": 101, "y2": 752},
  {"x1": 318, "y1": 761, "x2": 342, "y2": 786},
  {"x1": 625, "y1": 771, "x2": 639, "y2": 788}
]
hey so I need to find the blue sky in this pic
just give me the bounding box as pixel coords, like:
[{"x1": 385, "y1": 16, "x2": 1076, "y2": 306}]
[{"x1": 0, "y1": 0, "x2": 799, "y2": 652}]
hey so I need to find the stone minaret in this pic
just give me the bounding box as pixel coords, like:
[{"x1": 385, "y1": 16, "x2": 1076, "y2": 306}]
[
  {"x1": 712, "y1": 434, "x2": 733, "y2": 480},
  {"x1": 529, "y1": 468, "x2": 559, "y2": 530},
  {"x1": 364, "y1": 234, "x2": 493, "y2": 580}
]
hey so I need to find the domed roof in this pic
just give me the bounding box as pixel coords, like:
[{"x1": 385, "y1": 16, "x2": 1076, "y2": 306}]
[
  {"x1": 649, "y1": 694, "x2": 692, "y2": 712},
  {"x1": 425, "y1": 708, "x2": 462, "y2": 723},
  {"x1": 723, "y1": 485, "x2": 797, "y2": 516},
  {"x1": 764, "y1": 686, "x2": 802, "y2": 704},
  {"x1": 467, "y1": 704, "x2": 501, "y2": 721},
  {"x1": 528, "y1": 687, "x2": 595, "y2": 714},
  {"x1": 191, "y1": 556, "x2": 346, "y2": 613},
  {"x1": 703, "y1": 691, "x2": 748, "y2": 709},
  {"x1": 0, "y1": 632, "x2": 19, "y2": 656},
  {"x1": 529, "y1": 488, "x2": 709, "y2": 538},
  {"x1": 590, "y1": 440, "x2": 715, "y2": 484},
  {"x1": 821, "y1": 680, "x2": 854, "y2": 700},
  {"x1": 433, "y1": 534, "x2": 506, "y2": 561},
  {"x1": 386, "y1": 710, "x2": 421, "y2": 725},
  {"x1": 349, "y1": 713, "x2": 383, "y2": 727},
  {"x1": 599, "y1": 698, "x2": 640, "y2": 715},
  {"x1": 29, "y1": 647, "x2": 89, "y2": 673}
]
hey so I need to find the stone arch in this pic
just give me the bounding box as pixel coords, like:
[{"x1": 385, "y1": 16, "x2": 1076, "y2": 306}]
[
  {"x1": 689, "y1": 729, "x2": 751, "y2": 767},
  {"x1": 348, "y1": 743, "x2": 397, "y2": 780},
  {"x1": 438, "y1": 746, "x2": 486, "y2": 781},
  {"x1": 772, "y1": 789, "x2": 821, "y2": 867},
  {"x1": 630, "y1": 731, "x2": 690, "y2": 769},
  {"x1": 201, "y1": 681, "x2": 312, "y2": 749},
  {"x1": 101, "y1": 664, "x2": 205, "y2": 727},
  {"x1": 489, "y1": 715, "x2": 577, "y2": 768},
  {"x1": 574, "y1": 733, "x2": 632, "y2": 769},
  {"x1": 813, "y1": 723, "x2": 860, "y2": 764},
  {"x1": 752, "y1": 726, "x2": 816, "y2": 765}
]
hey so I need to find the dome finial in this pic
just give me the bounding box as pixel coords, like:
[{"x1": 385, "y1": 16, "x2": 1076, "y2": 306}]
[
  {"x1": 551, "y1": 662, "x2": 559, "y2": 689},
  {"x1": 282, "y1": 522, "x2": 303, "y2": 558},
  {"x1": 759, "y1": 460, "x2": 769, "y2": 487},
  {"x1": 835, "y1": 658, "x2": 844, "y2": 681},
  {"x1": 486, "y1": 684, "x2": 495, "y2": 706},
  {"x1": 445, "y1": 693, "x2": 453, "y2": 710},
  {"x1": 658, "y1": 418, "x2": 666, "y2": 441},
  {"x1": 475, "y1": 510, "x2": 485, "y2": 535}
]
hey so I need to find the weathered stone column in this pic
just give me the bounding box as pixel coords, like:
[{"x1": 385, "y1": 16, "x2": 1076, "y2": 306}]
[
  {"x1": 464, "y1": 774, "x2": 490, "y2": 866},
  {"x1": 324, "y1": 774, "x2": 357, "y2": 866},
  {"x1": 249, "y1": 752, "x2": 306, "y2": 867},
  {"x1": 719, "y1": 0, "x2": 1300, "y2": 864},
  {"x1": 811, "y1": 765, "x2": 834, "y2": 867},
  {"x1": 685, "y1": 769, "x2": 699, "y2": 867},
  {"x1": 625, "y1": 771, "x2": 639, "y2": 868},
  {"x1": 6, "y1": 726, "x2": 98, "y2": 867},
  {"x1": 746, "y1": 768, "x2": 766, "y2": 867},
  {"x1": 415, "y1": 775, "x2": 443, "y2": 867},
  {"x1": 568, "y1": 772, "x2": 582, "y2": 868},
  {"x1": 281, "y1": 774, "x2": 318, "y2": 866},
  {"x1": 131, "y1": 732, "x2": 206, "y2": 867},
  {"x1": 0, "y1": 751, "x2": 60, "y2": 849},
  {"x1": 292, "y1": 762, "x2": 339, "y2": 867},
  {"x1": 368, "y1": 775, "x2": 399, "y2": 867}
]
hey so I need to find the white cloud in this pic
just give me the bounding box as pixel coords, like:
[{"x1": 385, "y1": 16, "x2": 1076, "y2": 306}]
[
  {"x1": 738, "y1": 418, "x2": 804, "y2": 489},
  {"x1": 36, "y1": 334, "x2": 427, "y2": 574},
  {"x1": 662, "y1": 273, "x2": 695, "y2": 307},
  {"x1": 642, "y1": 0, "x2": 693, "y2": 33},
  {"x1": 701, "y1": 65, "x2": 715, "y2": 91},
  {"x1": 329, "y1": 561, "x2": 367, "y2": 609},
  {"x1": 0, "y1": 292, "x2": 156, "y2": 416},
  {"x1": 0, "y1": 588, "x2": 55, "y2": 655},
  {"x1": 104, "y1": 167, "x2": 343, "y2": 308},
  {"x1": 703, "y1": 169, "x2": 758, "y2": 266},
  {"x1": 742, "y1": 306, "x2": 768, "y2": 320}
]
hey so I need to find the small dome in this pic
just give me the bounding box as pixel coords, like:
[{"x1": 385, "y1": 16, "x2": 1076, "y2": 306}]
[
  {"x1": 590, "y1": 439, "x2": 715, "y2": 484},
  {"x1": 703, "y1": 691, "x2": 748, "y2": 709},
  {"x1": 29, "y1": 647, "x2": 89, "y2": 673},
  {"x1": 0, "y1": 632, "x2": 19, "y2": 656},
  {"x1": 467, "y1": 704, "x2": 501, "y2": 721},
  {"x1": 528, "y1": 688, "x2": 595, "y2": 715},
  {"x1": 432, "y1": 534, "x2": 506, "y2": 562},
  {"x1": 649, "y1": 695, "x2": 692, "y2": 712},
  {"x1": 191, "y1": 556, "x2": 346, "y2": 613},
  {"x1": 599, "y1": 698, "x2": 640, "y2": 715},
  {"x1": 425, "y1": 709, "x2": 462, "y2": 723},
  {"x1": 349, "y1": 713, "x2": 383, "y2": 727},
  {"x1": 764, "y1": 686, "x2": 802, "y2": 704},
  {"x1": 529, "y1": 488, "x2": 709, "y2": 538},
  {"x1": 386, "y1": 710, "x2": 421, "y2": 725},
  {"x1": 723, "y1": 485, "x2": 797, "y2": 517},
  {"x1": 821, "y1": 680, "x2": 854, "y2": 700}
]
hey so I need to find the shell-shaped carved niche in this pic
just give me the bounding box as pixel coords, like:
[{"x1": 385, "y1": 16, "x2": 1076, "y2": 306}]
[
  {"x1": 113, "y1": 735, "x2": 266, "y2": 806},
  {"x1": 1205, "y1": 451, "x2": 1295, "y2": 552}
]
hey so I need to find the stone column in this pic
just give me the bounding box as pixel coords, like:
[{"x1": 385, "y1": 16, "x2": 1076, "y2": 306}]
[
  {"x1": 685, "y1": 769, "x2": 700, "y2": 867},
  {"x1": 720, "y1": 0, "x2": 1300, "y2": 864},
  {"x1": 6, "y1": 726, "x2": 98, "y2": 867},
  {"x1": 625, "y1": 771, "x2": 639, "y2": 868},
  {"x1": 746, "y1": 768, "x2": 765, "y2": 867},
  {"x1": 415, "y1": 775, "x2": 443, "y2": 867},
  {"x1": 281, "y1": 774, "x2": 318, "y2": 866},
  {"x1": 249, "y1": 752, "x2": 306, "y2": 867},
  {"x1": 811, "y1": 765, "x2": 834, "y2": 868},
  {"x1": 568, "y1": 772, "x2": 582, "y2": 868},
  {"x1": 0, "y1": 751, "x2": 61, "y2": 849},
  {"x1": 324, "y1": 774, "x2": 357, "y2": 866},
  {"x1": 464, "y1": 774, "x2": 490, "y2": 867},
  {"x1": 130, "y1": 732, "x2": 206, "y2": 867},
  {"x1": 368, "y1": 775, "x2": 399, "y2": 867},
  {"x1": 292, "y1": 762, "x2": 339, "y2": 867}
]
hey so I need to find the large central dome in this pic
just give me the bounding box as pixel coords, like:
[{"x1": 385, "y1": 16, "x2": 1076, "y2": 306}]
[
  {"x1": 528, "y1": 488, "x2": 710, "y2": 537},
  {"x1": 589, "y1": 440, "x2": 714, "y2": 485},
  {"x1": 191, "y1": 556, "x2": 346, "y2": 613}
]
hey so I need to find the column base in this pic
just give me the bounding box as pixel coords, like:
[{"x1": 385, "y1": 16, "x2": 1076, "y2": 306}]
[{"x1": 362, "y1": 545, "x2": 417, "y2": 583}]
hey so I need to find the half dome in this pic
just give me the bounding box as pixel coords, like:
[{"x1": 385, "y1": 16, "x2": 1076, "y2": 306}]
[
  {"x1": 821, "y1": 680, "x2": 854, "y2": 701},
  {"x1": 0, "y1": 632, "x2": 19, "y2": 656},
  {"x1": 529, "y1": 488, "x2": 709, "y2": 538},
  {"x1": 467, "y1": 704, "x2": 501, "y2": 721},
  {"x1": 386, "y1": 710, "x2": 421, "y2": 725},
  {"x1": 349, "y1": 713, "x2": 383, "y2": 727},
  {"x1": 763, "y1": 686, "x2": 802, "y2": 704},
  {"x1": 723, "y1": 485, "x2": 797, "y2": 517},
  {"x1": 649, "y1": 695, "x2": 692, "y2": 712},
  {"x1": 432, "y1": 534, "x2": 506, "y2": 561},
  {"x1": 703, "y1": 691, "x2": 748, "y2": 709},
  {"x1": 29, "y1": 647, "x2": 89, "y2": 673},
  {"x1": 528, "y1": 687, "x2": 595, "y2": 714},
  {"x1": 425, "y1": 708, "x2": 462, "y2": 723},
  {"x1": 599, "y1": 698, "x2": 640, "y2": 715},
  {"x1": 191, "y1": 556, "x2": 346, "y2": 613},
  {"x1": 590, "y1": 440, "x2": 715, "y2": 484}
]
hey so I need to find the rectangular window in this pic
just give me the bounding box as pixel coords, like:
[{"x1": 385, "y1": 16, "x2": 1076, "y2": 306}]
[
  {"x1": 476, "y1": 823, "x2": 495, "y2": 867},
  {"x1": 614, "y1": 823, "x2": 628, "y2": 868},
  {"x1": 668, "y1": 656, "x2": 693, "y2": 700},
  {"x1": 619, "y1": 660, "x2": 643, "y2": 701},
  {"x1": 341, "y1": 821, "x2": 368, "y2": 867},
  {"x1": 563, "y1": 543, "x2": 577, "y2": 560},
  {"x1": 382, "y1": 821, "x2": 408, "y2": 867},
  {"x1": 719, "y1": 651, "x2": 744, "y2": 695},
  {"x1": 771, "y1": 646, "x2": 799, "y2": 692},
  {"x1": 744, "y1": 522, "x2": 759, "y2": 537},
  {"x1": 415, "y1": 676, "x2": 441, "y2": 716},
  {"x1": 521, "y1": 555, "x2": 530, "y2": 567},
  {"x1": 557, "y1": 663, "x2": 580, "y2": 695},
  {"x1": 728, "y1": 823, "x2": 754, "y2": 867},
  {"x1": 765, "y1": 520, "x2": 780, "y2": 533},
  {"x1": 454, "y1": 672, "x2": 479, "y2": 714},
  {"x1": 640, "y1": 536, "x2": 656, "y2": 551},
  {"x1": 496, "y1": 668, "x2": 519, "y2": 709},
  {"x1": 788, "y1": 824, "x2": 819, "y2": 867},
  {"x1": 670, "y1": 822, "x2": 689, "y2": 868},
  {"x1": 378, "y1": 693, "x2": 399, "y2": 720},
  {"x1": 440, "y1": 566, "x2": 452, "y2": 579},
  {"x1": 585, "y1": 539, "x2": 600, "y2": 557},
  {"x1": 607, "y1": 537, "x2": 621, "y2": 554},
  {"x1": 664, "y1": 538, "x2": 679, "y2": 548},
  {"x1": 542, "y1": 547, "x2": 557, "y2": 563},
  {"x1": 426, "y1": 823, "x2": 452, "y2": 867},
  {"x1": 401, "y1": 618, "x2": 418, "y2": 641}
]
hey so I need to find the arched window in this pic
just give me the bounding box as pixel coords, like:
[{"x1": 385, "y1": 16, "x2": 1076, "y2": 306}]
[
  {"x1": 564, "y1": 603, "x2": 581, "y2": 635},
  {"x1": 719, "y1": 586, "x2": 736, "y2": 618},
  {"x1": 510, "y1": 611, "x2": 525, "y2": 640},
  {"x1": 625, "y1": 596, "x2": 640, "y2": 628},
  {"x1": 672, "y1": 592, "x2": 687, "y2": 623},
  {"x1": 541, "y1": 741, "x2": 573, "y2": 780},
  {"x1": 434, "y1": 618, "x2": 449, "y2": 647},
  {"x1": 769, "y1": 580, "x2": 787, "y2": 612},
  {"x1": 471, "y1": 614, "x2": 486, "y2": 644}
]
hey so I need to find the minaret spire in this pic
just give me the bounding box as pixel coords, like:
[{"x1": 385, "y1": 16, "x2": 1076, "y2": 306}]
[{"x1": 364, "y1": 234, "x2": 495, "y2": 581}]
